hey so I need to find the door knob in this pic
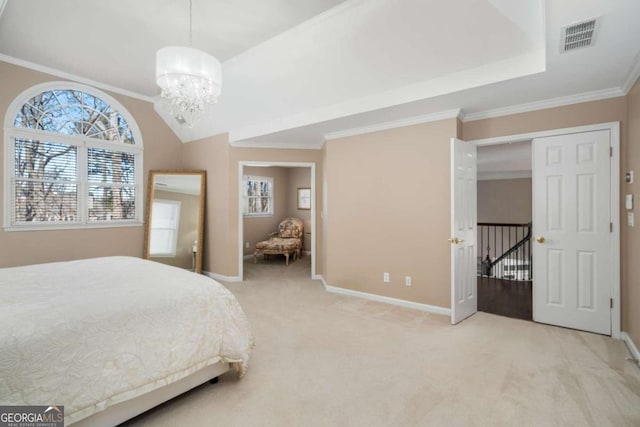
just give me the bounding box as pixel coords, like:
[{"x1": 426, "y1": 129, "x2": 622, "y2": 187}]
[
  {"x1": 448, "y1": 237, "x2": 465, "y2": 244},
  {"x1": 536, "y1": 236, "x2": 546, "y2": 243}
]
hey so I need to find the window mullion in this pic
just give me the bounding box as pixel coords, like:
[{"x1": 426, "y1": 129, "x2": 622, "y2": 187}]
[{"x1": 78, "y1": 139, "x2": 88, "y2": 225}]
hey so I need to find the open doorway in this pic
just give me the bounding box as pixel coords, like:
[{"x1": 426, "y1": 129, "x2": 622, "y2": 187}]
[
  {"x1": 455, "y1": 122, "x2": 620, "y2": 336},
  {"x1": 238, "y1": 161, "x2": 316, "y2": 281},
  {"x1": 476, "y1": 141, "x2": 533, "y2": 320}
]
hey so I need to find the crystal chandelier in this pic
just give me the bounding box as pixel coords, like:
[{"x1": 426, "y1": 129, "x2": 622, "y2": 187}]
[{"x1": 156, "y1": 0, "x2": 221, "y2": 128}]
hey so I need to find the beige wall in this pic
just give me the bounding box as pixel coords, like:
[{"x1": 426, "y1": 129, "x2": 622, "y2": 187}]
[
  {"x1": 325, "y1": 118, "x2": 458, "y2": 308},
  {"x1": 182, "y1": 138, "x2": 323, "y2": 277},
  {"x1": 478, "y1": 178, "x2": 532, "y2": 223},
  {"x1": 626, "y1": 78, "x2": 640, "y2": 346},
  {"x1": 286, "y1": 167, "x2": 311, "y2": 251},
  {"x1": 463, "y1": 96, "x2": 633, "y2": 335},
  {"x1": 3, "y1": 59, "x2": 637, "y2": 340},
  {"x1": 0, "y1": 61, "x2": 183, "y2": 268},
  {"x1": 242, "y1": 166, "x2": 289, "y2": 256},
  {"x1": 180, "y1": 134, "x2": 232, "y2": 274},
  {"x1": 150, "y1": 190, "x2": 200, "y2": 270}
]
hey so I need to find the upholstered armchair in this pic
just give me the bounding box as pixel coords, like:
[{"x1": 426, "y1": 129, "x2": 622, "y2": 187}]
[{"x1": 254, "y1": 218, "x2": 304, "y2": 265}]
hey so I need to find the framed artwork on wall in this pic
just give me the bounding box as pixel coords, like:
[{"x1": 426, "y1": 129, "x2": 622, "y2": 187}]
[{"x1": 297, "y1": 187, "x2": 311, "y2": 210}]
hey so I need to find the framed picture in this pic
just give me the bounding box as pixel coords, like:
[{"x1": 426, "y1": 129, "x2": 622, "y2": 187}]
[{"x1": 297, "y1": 187, "x2": 311, "y2": 210}]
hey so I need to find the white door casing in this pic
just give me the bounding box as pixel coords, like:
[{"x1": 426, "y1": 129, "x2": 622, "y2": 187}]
[
  {"x1": 533, "y1": 130, "x2": 611, "y2": 335},
  {"x1": 451, "y1": 138, "x2": 477, "y2": 324}
]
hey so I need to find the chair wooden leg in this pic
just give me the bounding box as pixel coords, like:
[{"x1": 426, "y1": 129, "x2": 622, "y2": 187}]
[{"x1": 285, "y1": 253, "x2": 289, "y2": 266}]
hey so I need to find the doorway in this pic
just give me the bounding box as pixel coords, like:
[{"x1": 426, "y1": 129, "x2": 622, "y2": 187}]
[
  {"x1": 476, "y1": 140, "x2": 533, "y2": 321},
  {"x1": 453, "y1": 122, "x2": 620, "y2": 337},
  {"x1": 238, "y1": 161, "x2": 316, "y2": 281}
]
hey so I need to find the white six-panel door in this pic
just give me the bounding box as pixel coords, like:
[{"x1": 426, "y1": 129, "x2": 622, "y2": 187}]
[
  {"x1": 532, "y1": 130, "x2": 611, "y2": 335},
  {"x1": 451, "y1": 138, "x2": 477, "y2": 324}
]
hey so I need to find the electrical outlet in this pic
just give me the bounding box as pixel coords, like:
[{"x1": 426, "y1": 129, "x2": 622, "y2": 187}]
[
  {"x1": 383, "y1": 272, "x2": 390, "y2": 283},
  {"x1": 405, "y1": 276, "x2": 412, "y2": 286},
  {"x1": 629, "y1": 212, "x2": 635, "y2": 227},
  {"x1": 245, "y1": 241, "x2": 250, "y2": 249}
]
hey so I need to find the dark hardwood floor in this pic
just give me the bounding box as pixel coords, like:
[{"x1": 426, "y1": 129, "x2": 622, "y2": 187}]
[{"x1": 477, "y1": 276, "x2": 532, "y2": 321}]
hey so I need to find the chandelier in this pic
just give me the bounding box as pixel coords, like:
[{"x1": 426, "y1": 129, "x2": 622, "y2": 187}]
[{"x1": 156, "y1": 0, "x2": 221, "y2": 128}]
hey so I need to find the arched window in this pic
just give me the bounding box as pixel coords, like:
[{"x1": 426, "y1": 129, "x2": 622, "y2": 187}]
[{"x1": 4, "y1": 82, "x2": 143, "y2": 229}]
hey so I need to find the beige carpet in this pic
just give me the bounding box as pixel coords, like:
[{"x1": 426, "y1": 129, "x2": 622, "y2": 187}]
[{"x1": 125, "y1": 256, "x2": 640, "y2": 426}]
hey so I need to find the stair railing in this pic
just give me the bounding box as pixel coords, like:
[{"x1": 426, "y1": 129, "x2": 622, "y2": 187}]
[{"x1": 478, "y1": 222, "x2": 532, "y2": 281}]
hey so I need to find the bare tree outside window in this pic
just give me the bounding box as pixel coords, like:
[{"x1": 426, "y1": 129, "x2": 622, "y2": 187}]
[
  {"x1": 243, "y1": 176, "x2": 273, "y2": 216},
  {"x1": 9, "y1": 88, "x2": 141, "y2": 226}
]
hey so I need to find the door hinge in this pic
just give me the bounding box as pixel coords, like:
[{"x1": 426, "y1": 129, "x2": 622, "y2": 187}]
[
  {"x1": 610, "y1": 146, "x2": 613, "y2": 157},
  {"x1": 610, "y1": 222, "x2": 613, "y2": 232},
  {"x1": 610, "y1": 298, "x2": 613, "y2": 308}
]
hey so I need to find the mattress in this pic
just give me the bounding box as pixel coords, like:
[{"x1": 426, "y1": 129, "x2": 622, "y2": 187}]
[{"x1": 0, "y1": 256, "x2": 254, "y2": 425}]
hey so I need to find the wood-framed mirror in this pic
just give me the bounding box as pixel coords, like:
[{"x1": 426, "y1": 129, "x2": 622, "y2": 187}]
[{"x1": 144, "y1": 170, "x2": 206, "y2": 273}]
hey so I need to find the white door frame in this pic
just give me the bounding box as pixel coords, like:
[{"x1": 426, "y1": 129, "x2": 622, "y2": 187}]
[
  {"x1": 238, "y1": 161, "x2": 316, "y2": 281},
  {"x1": 468, "y1": 121, "x2": 620, "y2": 338}
]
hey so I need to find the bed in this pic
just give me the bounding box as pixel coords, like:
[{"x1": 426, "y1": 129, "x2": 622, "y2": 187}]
[{"x1": 0, "y1": 256, "x2": 254, "y2": 426}]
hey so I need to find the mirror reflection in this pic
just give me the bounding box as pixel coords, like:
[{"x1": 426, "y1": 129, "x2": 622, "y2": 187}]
[{"x1": 144, "y1": 171, "x2": 206, "y2": 273}]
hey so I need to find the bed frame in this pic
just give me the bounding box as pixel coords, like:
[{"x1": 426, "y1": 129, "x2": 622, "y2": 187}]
[{"x1": 70, "y1": 362, "x2": 230, "y2": 426}]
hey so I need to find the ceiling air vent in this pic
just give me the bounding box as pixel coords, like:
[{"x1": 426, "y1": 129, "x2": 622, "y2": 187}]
[{"x1": 560, "y1": 18, "x2": 599, "y2": 53}]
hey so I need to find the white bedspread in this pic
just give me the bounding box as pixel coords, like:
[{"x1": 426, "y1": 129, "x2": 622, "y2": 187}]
[{"x1": 0, "y1": 256, "x2": 254, "y2": 424}]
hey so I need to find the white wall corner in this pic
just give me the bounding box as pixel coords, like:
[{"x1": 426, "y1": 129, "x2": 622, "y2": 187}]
[
  {"x1": 621, "y1": 332, "x2": 640, "y2": 367},
  {"x1": 316, "y1": 275, "x2": 451, "y2": 317},
  {"x1": 203, "y1": 271, "x2": 242, "y2": 283}
]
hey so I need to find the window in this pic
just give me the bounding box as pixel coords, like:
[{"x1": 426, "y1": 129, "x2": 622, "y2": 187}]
[
  {"x1": 4, "y1": 83, "x2": 143, "y2": 229},
  {"x1": 149, "y1": 199, "x2": 181, "y2": 256},
  {"x1": 243, "y1": 175, "x2": 273, "y2": 216}
]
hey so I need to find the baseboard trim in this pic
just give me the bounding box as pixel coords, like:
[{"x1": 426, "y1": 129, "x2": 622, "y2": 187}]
[
  {"x1": 203, "y1": 271, "x2": 242, "y2": 283},
  {"x1": 315, "y1": 275, "x2": 451, "y2": 316},
  {"x1": 621, "y1": 332, "x2": 640, "y2": 367}
]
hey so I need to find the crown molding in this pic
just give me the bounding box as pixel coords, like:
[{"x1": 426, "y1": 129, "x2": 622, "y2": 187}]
[
  {"x1": 229, "y1": 139, "x2": 323, "y2": 150},
  {"x1": 463, "y1": 87, "x2": 625, "y2": 122},
  {"x1": 323, "y1": 109, "x2": 463, "y2": 141},
  {"x1": 0, "y1": 53, "x2": 154, "y2": 103},
  {"x1": 621, "y1": 53, "x2": 640, "y2": 95}
]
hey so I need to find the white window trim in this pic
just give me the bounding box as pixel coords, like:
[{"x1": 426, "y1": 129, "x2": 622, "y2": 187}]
[
  {"x1": 3, "y1": 81, "x2": 144, "y2": 231},
  {"x1": 149, "y1": 199, "x2": 181, "y2": 257},
  {"x1": 242, "y1": 175, "x2": 274, "y2": 217}
]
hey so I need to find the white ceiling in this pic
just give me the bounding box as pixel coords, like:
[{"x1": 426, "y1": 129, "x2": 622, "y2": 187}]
[
  {"x1": 0, "y1": 0, "x2": 344, "y2": 95},
  {"x1": 1, "y1": 0, "x2": 639, "y2": 147},
  {"x1": 477, "y1": 141, "x2": 532, "y2": 181}
]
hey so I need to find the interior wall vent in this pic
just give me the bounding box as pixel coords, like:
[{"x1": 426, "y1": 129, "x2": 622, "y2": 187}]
[{"x1": 560, "y1": 18, "x2": 599, "y2": 53}]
